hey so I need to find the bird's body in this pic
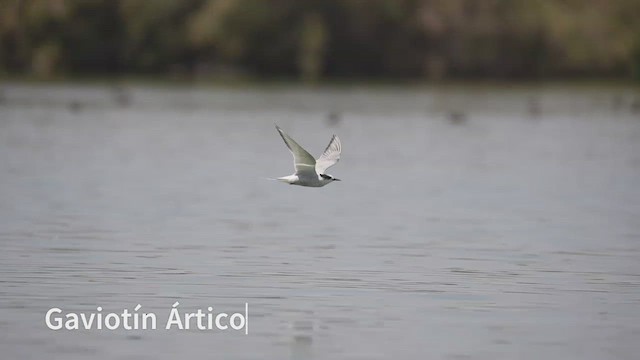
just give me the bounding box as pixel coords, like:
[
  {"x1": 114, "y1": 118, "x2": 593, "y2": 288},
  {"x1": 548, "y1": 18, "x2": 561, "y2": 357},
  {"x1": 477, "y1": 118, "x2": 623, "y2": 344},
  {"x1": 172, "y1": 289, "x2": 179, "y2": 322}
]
[
  {"x1": 276, "y1": 174, "x2": 331, "y2": 187},
  {"x1": 273, "y1": 125, "x2": 342, "y2": 187}
]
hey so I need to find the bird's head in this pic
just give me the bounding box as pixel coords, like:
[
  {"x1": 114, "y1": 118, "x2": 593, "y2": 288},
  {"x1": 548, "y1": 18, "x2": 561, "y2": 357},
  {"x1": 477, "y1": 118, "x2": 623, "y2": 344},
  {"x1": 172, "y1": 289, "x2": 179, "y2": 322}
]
[{"x1": 320, "y1": 173, "x2": 341, "y2": 182}]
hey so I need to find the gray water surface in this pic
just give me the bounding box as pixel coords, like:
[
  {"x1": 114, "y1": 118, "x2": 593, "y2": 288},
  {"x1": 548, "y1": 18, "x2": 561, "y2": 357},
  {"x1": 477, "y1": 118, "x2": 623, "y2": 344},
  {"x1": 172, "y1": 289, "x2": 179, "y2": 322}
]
[{"x1": 1, "y1": 83, "x2": 639, "y2": 359}]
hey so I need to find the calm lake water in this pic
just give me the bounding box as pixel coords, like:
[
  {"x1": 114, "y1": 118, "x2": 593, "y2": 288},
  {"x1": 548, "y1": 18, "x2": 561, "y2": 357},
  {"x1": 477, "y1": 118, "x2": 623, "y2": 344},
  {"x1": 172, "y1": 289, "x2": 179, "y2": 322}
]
[{"x1": 1, "y1": 83, "x2": 639, "y2": 359}]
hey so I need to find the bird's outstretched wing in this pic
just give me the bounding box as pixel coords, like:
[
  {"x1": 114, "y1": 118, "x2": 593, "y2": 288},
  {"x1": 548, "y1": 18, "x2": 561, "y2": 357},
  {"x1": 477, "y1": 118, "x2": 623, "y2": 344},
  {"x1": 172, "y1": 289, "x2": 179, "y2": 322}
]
[
  {"x1": 275, "y1": 125, "x2": 317, "y2": 176},
  {"x1": 315, "y1": 135, "x2": 341, "y2": 174}
]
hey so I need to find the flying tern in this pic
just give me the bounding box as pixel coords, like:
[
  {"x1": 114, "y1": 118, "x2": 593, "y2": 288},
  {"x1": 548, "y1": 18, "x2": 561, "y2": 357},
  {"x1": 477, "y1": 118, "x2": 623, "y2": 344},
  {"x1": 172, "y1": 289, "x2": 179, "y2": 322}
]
[{"x1": 273, "y1": 125, "x2": 342, "y2": 187}]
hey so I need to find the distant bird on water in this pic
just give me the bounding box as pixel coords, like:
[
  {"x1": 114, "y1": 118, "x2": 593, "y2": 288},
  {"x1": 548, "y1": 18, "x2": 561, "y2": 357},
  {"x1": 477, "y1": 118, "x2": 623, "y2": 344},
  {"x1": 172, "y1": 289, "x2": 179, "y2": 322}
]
[
  {"x1": 68, "y1": 100, "x2": 83, "y2": 113},
  {"x1": 272, "y1": 125, "x2": 342, "y2": 187},
  {"x1": 326, "y1": 111, "x2": 342, "y2": 126},
  {"x1": 631, "y1": 98, "x2": 640, "y2": 113},
  {"x1": 112, "y1": 86, "x2": 132, "y2": 107},
  {"x1": 528, "y1": 97, "x2": 542, "y2": 118},
  {"x1": 447, "y1": 111, "x2": 468, "y2": 125}
]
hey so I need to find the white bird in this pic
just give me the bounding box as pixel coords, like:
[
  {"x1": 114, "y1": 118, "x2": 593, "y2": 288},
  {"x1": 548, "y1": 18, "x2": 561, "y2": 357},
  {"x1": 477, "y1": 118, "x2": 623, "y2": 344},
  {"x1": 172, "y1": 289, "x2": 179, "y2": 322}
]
[{"x1": 273, "y1": 125, "x2": 341, "y2": 187}]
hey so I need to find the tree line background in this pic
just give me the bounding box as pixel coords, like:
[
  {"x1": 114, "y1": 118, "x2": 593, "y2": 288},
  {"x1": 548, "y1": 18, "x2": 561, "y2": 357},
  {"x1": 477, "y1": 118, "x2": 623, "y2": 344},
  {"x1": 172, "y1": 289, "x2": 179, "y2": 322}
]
[{"x1": 1, "y1": 0, "x2": 640, "y2": 82}]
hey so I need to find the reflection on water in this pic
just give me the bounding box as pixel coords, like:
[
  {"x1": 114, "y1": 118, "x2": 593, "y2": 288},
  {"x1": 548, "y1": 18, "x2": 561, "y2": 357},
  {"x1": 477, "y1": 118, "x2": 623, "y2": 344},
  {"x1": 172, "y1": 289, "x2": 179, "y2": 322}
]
[{"x1": 1, "y1": 83, "x2": 639, "y2": 360}]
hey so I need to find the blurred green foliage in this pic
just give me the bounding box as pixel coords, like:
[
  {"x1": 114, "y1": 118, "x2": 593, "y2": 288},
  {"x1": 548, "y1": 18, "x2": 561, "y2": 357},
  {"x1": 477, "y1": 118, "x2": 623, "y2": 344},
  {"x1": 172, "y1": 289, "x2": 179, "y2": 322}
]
[{"x1": 1, "y1": 0, "x2": 639, "y2": 81}]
